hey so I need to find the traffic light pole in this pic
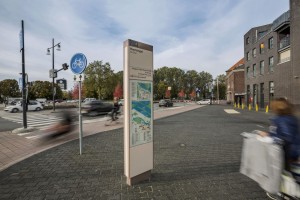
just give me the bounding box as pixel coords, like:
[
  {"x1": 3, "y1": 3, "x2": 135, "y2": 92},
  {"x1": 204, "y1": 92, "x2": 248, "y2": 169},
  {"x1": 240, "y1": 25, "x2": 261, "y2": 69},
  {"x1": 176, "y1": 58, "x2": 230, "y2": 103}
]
[{"x1": 21, "y1": 20, "x2": 27, "y2": 128}]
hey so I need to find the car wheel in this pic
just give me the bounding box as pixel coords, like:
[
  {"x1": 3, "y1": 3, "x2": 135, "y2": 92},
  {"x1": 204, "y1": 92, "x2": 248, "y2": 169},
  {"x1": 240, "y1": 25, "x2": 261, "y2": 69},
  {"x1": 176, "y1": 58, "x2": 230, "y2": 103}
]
[
  {"x1": 12, "y1": 108, "x2": 19, "y2": 113},
  {"x1": 36, "y1": 107, "x2": 41, "y2": 111},
  {"x1": 88, "y1": 111, "x2": 98, "y2": 117}
]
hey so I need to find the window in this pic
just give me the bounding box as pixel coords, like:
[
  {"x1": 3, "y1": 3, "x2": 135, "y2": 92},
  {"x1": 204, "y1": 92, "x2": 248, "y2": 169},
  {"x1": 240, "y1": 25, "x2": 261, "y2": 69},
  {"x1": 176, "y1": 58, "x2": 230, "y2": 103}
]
[
  {"x1": 260, "y1": 43, "x2": 265, "y2": 54},
  {"x1": 260, "y1": 61, "x2": 264, "y2": 75},
  {"x1": 260, "y1": 83, "x2": 264, "y2": 94},
  {"x1": 246, "y1": 37, "x2": 250, "y2": 44},
  {"x1": 253, "y1": 64, "x2": 256, "y2": 77},
  {"x1": 246, "y1": 52, "x2": 250, "y2": 61},
  {"x1": 252, "y1": 48, "x2": 256, "y2": 58},
  {"x1": 246, "y1": 67, "x2": 250, "y2": 78},
  {"x1": 268, "y1": 37, "x2": 273, "y2": 49},
  {"x1": 269, "y1": 56, "x2": 274, "y2": 72},
  {"x1": 269, "y1": 81, "x2": 274, "y2": 94},
  {"x1": 279, "y1": 49, "x2": 291, "y2": 63}
]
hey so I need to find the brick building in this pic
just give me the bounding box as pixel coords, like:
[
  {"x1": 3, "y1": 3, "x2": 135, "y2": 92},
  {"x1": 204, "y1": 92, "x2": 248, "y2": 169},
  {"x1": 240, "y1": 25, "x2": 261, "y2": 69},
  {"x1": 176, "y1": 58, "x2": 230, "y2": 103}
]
[
  {"x1": 244, "y1": 0, "x2": 300, "y2": 108},
  {"x1": 226, "y1": 58, "x2": 245, "y2": 105}
]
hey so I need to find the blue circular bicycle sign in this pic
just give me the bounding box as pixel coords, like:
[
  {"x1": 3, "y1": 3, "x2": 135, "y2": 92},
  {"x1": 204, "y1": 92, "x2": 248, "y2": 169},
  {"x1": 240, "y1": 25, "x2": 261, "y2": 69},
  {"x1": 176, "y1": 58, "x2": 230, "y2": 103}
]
[{"x1": 70, "y1": 53, "x2": 87, "y2": 74}]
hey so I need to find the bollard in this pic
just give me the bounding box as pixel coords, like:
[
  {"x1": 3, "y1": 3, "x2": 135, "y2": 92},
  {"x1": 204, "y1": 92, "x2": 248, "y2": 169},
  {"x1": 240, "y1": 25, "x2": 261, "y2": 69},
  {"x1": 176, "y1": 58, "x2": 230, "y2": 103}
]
[
  {"x1": 234, "y1": 103, "x2": 236, "y2": 108},
  {"x1": 242, "y1": 103, "x2": 245, "y2": 109},
  {"x1": 248, "y1": 104, "x2": 251, "y2": 110},
  {"x1": 266, "y1": 105, "x2": 269, "y2": 113},
  {"x1": 238, "y1": 103, "x2": 240, "y2": 109},
  {"x1": 255, "y1": 104, "x2": 258, "y2": 112}
]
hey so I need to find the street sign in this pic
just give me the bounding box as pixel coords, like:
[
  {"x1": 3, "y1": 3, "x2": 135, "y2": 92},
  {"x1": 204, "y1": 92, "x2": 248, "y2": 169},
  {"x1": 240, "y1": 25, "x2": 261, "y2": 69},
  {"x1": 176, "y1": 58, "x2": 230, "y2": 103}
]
[
  {"x1": 56, "y1": 79, "x2": 67, "y2": 90},
  {"x1": 70, "y1": 53, "x2": 87, "y2": 74},
  {"x1": 49, "y1": 69, "x2": 57, "y2": 78}
]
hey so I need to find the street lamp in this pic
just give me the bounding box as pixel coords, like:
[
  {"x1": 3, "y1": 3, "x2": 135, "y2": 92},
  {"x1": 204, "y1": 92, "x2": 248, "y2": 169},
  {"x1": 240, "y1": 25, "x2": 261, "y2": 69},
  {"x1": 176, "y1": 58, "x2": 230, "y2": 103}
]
[{"x1": 47, "y1": 38, "x2": 61, "y2": 111}]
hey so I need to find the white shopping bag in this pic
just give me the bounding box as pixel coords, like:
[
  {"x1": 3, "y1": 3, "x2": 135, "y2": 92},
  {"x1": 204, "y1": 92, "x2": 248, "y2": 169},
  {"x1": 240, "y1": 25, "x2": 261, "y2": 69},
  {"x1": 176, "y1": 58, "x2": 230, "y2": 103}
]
[{"x1": 240, "y1": 132, "x2": 284, "y2": 194}]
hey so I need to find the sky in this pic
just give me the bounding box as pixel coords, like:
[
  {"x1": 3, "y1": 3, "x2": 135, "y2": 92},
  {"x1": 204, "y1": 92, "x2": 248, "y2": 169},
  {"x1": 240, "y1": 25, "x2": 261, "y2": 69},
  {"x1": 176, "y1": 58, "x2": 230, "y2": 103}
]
[{"x1": 0, "y1": 0, "x2": 289, "y2": 91}]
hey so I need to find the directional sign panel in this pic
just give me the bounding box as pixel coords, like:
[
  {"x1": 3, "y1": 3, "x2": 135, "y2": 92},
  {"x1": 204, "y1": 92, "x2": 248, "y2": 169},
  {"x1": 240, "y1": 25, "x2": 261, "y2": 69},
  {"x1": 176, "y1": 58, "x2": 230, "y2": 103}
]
[{"x1": 70, "y1": 53, "x2": 87, "y2": 74}]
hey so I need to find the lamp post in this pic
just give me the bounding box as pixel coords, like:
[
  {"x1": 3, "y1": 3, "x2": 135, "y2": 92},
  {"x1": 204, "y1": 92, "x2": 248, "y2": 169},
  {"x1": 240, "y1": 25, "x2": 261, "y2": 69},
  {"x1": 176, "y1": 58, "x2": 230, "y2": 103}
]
[{"x1": 47, "y1": 38, "x2": 61, "y2": 111}]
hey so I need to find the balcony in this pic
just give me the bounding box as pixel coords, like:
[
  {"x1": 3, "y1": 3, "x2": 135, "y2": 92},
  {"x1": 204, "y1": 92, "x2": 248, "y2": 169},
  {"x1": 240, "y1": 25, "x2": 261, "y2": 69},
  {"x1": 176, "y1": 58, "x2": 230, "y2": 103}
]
[
  {"x1": 272, "y1": 11, "x2": 290, "y2": 31},
  {"x1": 279, "y1": 36, "x2": 290, "y2": 50}
]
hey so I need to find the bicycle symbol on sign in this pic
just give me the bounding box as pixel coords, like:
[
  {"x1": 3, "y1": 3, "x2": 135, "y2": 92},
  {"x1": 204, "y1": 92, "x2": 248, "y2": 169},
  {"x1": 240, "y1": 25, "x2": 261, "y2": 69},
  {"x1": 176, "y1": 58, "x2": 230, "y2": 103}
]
[{"x1": 72, "y1": 58, "x2": 85, "y2": 69}]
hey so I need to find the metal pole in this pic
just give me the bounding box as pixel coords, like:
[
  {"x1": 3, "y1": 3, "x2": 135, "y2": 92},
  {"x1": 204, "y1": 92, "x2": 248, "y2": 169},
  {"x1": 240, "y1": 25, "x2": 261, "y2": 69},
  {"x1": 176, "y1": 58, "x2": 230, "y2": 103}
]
[
  {"x1": 217, "y1": 78, "x2": 219, "y2": 104},
  {"x1": 79, "y1": 75, "x2": 83, "y2": 155},
  {"x1": 21, "y1": 20, "x2": 27, "y2": 128},
  {"x1": 52, "y1": 38, "x2": 55, "y2": 111}
]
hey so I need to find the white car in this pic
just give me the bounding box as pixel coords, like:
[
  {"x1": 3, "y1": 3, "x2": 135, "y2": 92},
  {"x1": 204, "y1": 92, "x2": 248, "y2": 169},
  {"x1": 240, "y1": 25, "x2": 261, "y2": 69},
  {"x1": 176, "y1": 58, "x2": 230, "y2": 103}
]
[
  {"x1": 197, "y1": 99, "x2": 211, "y2": 105},
  {"x1": 4, "y1": 101, "x2": 43, "y2": 113}
]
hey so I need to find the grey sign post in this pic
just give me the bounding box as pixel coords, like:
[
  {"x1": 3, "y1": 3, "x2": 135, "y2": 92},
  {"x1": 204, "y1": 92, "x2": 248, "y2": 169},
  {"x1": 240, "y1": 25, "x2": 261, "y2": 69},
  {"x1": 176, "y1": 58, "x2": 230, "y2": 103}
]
[{"x1": 70, "y1": 53, "x2": 87, "y2": 155}]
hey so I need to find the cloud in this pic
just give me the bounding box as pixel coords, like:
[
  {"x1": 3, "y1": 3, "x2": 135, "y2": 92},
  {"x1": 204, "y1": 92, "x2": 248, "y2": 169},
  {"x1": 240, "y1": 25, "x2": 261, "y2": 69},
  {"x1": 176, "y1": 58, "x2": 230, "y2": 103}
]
[{"x1": 0, "y1": 0, "x2": 290, "y2": 91}]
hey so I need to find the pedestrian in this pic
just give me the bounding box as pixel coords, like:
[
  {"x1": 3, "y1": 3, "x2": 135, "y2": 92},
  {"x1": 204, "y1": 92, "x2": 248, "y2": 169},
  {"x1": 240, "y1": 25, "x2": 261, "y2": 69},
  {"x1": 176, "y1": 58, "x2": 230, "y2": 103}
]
[{"x1": 258, "y1": 98, "x2": 300, "y2": 182}]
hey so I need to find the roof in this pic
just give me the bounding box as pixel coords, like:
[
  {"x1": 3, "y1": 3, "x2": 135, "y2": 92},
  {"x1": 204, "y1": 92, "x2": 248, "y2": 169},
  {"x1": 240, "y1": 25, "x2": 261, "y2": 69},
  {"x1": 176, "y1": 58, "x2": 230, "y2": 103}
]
[{"x1": 226, "y1": 58, "x2": 245, "y2": 72}]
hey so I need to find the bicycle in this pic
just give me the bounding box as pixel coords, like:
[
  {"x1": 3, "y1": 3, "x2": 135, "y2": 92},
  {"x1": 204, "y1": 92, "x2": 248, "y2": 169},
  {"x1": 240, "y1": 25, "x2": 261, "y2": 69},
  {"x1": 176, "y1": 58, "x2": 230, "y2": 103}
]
[{"x1": 104, "y1": 109, "x2": 122, "y2": 126}]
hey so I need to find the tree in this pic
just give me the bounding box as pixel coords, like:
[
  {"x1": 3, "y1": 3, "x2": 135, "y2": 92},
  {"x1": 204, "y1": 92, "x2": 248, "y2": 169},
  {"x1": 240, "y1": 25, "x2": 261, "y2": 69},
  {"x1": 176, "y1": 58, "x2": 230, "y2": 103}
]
[
  {"x1": 28, "y1": 81, "x2": 63, "y2": 100},
  {"x1": 156, "y1": 81, "x2": 168, "y2": 100},
  {"x1": 71, "y1": 82, "x2": 86, "y2": 100},
  {"x1": 153, "y1": 67, "x2": 185, "y2": 99},
  {"x1": 113, "y1": 83, "x2": 123, "y2": 98},
  {"x1": 184, "y1": 70, "x2": 199, "y2": 98},
  {"x1": 198, "y1": 71, "x2": 213, "y2": 99},
  {"x1": 83, "y1": 60, "x2": 115, "y2": 100},
  {"x1": 214, "y1": 74, "x2": 226, "y2": 100},
  {"x1": 0, "y1": 79, "x2": 21, "y2": 98}
]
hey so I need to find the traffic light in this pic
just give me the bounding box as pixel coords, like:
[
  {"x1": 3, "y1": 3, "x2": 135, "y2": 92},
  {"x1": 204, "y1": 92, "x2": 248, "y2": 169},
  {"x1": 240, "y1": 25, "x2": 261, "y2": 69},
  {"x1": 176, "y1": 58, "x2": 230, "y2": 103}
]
[{"x1": 62, "y1": 63, "x2": 69, "y2": 70}]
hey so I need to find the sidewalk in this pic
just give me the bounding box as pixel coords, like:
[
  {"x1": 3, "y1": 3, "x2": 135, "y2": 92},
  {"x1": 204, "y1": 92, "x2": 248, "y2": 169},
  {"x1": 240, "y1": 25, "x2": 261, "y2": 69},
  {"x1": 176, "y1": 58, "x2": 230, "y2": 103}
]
[{"x1": 0, "y1": 104, "x2": 269, "y2": 199}]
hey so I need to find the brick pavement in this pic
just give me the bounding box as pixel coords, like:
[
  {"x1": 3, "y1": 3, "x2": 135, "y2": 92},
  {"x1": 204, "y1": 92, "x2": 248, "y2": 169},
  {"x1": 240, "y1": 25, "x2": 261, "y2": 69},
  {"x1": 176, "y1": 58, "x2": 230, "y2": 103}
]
[
  {"x1": 0, "y1": 105, "x2": 271, "y2": 199},
  {"x1": 0, "y1": 104, "x2": 200, "y2": 171}
]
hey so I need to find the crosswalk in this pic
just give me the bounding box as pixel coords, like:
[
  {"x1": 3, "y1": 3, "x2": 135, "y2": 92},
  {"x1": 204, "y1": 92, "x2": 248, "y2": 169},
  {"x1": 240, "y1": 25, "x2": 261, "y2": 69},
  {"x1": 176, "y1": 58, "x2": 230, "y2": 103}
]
[
  {"x1": 1, "y1": 112, "x2": 118, "y2": 140},
  {"x1": 2, "y1": 113, "x2": 64, "y2": 129}
]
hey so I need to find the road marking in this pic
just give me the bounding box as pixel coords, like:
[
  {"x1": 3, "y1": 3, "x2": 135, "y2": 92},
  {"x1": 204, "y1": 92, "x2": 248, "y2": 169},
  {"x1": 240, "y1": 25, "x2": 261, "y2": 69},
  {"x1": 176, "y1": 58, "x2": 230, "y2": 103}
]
[
  {"x1": 256, "y1": 125, "x2": 264, "y2": 128},
  {"x1": 224, "y1": 109, "x2": 240, "y2": 114}
]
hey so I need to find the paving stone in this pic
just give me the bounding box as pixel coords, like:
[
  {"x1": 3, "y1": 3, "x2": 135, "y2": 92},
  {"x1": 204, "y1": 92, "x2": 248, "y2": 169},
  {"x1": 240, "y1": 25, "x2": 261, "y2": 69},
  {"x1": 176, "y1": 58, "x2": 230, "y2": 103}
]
[{"x1": 0, "y1": 106, "x2": 271, "y2": 199}]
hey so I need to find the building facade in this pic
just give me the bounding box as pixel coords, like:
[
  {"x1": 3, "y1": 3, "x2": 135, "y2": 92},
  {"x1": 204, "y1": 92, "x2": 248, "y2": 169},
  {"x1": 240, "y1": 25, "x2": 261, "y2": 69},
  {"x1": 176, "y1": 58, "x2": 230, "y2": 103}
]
[
  {"x1": 244, "y1": 0, "x2": 300, "y2": 108},
  {"x1": 226, "y1": 58, "x2": 245, "y2": 105}
]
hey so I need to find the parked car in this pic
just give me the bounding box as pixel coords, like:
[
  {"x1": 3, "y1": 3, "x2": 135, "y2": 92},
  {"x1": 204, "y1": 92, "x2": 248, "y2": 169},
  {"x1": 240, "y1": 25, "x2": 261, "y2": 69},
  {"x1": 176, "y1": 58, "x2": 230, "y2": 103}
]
[
  {"x1": 4, "y1": 100, "x2": 43, "y2": 113},
  {"x1": 158, "y1": 99, "x2": 173, "y2": 107},
  {"x1": 83, "y1": 98, "x2": 96, "y2": 102},
  {"x1": 197, "y1": 99, "x2": 211, "y2": 105},
  {"x1": 81, "y1": 100, "x2": 113, "y2": 116},
  {"x1": 55, "y1": 99, "x2": 64, "y2": 103}
]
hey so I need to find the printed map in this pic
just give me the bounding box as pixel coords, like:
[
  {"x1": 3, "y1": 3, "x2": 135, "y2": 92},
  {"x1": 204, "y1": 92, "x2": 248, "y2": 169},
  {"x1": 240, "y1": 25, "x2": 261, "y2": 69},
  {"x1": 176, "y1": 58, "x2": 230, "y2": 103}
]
[{"x1": 130, "y1": 81, "x2": 152, "y2": 147}]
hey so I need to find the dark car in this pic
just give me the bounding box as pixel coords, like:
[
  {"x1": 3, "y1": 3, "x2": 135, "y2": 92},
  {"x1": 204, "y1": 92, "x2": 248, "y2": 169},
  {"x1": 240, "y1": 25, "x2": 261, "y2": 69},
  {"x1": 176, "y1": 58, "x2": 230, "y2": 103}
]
[
  {"x1": 81, "y1": 100, "x2": 113, "y2": 116},
  {"x1": 158, "y1": 99, "x2": 173, "y2": 107}
]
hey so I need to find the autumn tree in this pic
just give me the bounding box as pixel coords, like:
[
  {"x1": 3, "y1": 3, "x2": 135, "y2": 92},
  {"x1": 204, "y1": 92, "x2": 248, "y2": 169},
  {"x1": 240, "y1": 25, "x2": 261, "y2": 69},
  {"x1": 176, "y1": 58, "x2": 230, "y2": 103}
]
[
  {"x1": 189, "y1": 90, "x2": 196, "y2": 100},
  {"x1": 178, "y1": 89, "x2": 185, "y2": 100},
  {"x1": 165, "y1": 89, "x2": 171, "y2": 99},
  {"x1": 113, "y1": 83, "x2": 123, "y2": 98}
]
